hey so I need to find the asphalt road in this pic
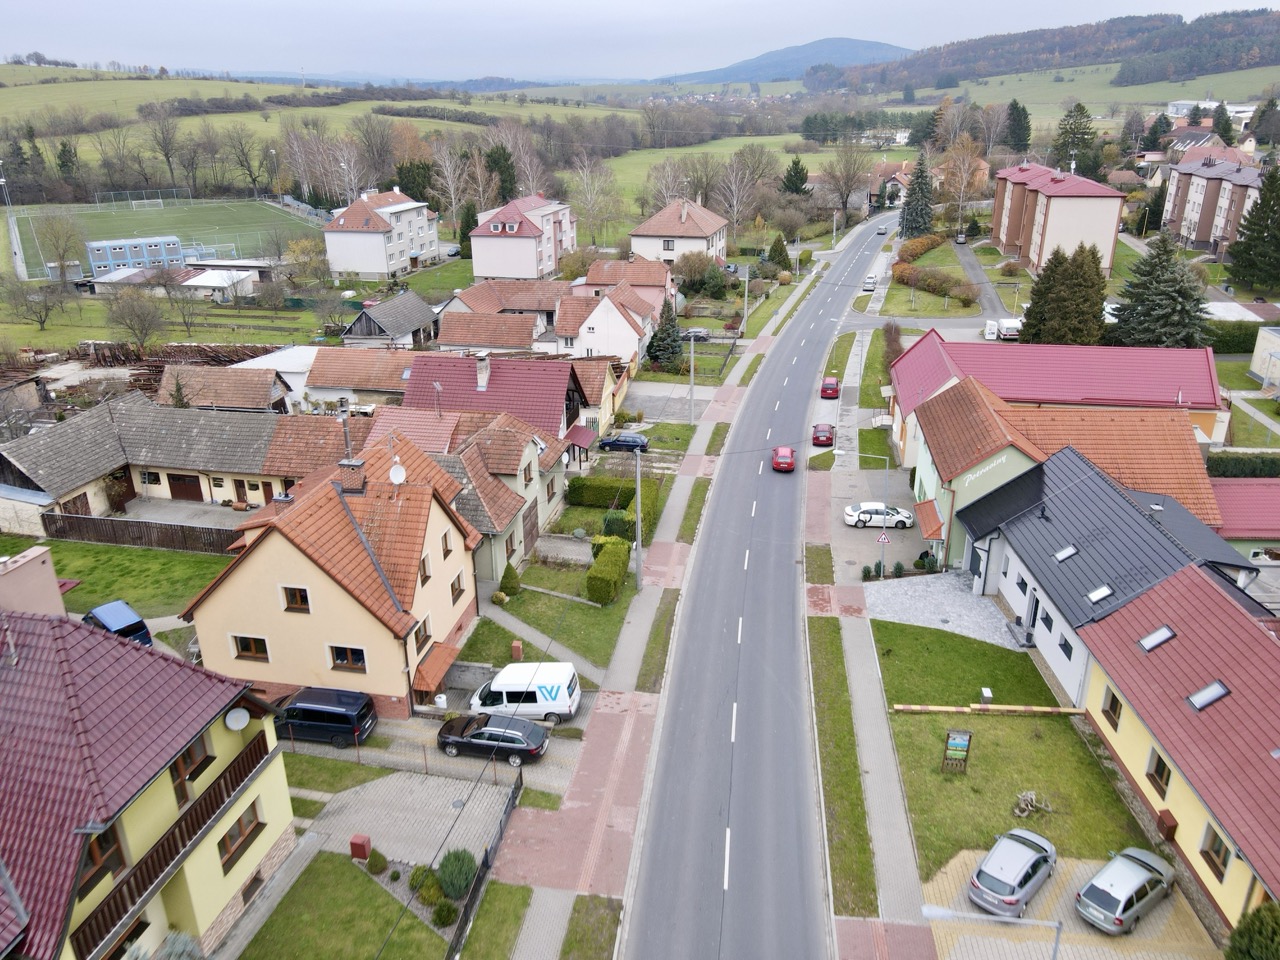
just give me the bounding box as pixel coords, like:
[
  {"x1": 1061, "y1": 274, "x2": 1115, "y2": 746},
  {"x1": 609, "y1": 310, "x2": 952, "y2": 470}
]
[{"x1": 623, "y1": 216, "x2": 896, "y2": 959}]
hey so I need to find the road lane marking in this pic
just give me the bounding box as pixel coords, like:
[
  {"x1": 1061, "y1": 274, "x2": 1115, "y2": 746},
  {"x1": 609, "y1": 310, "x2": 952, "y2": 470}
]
[
  {"x1": 783, "y1": 377, "x2": 788, "y2": 386},
  {"x1": 774, "y1": 401, "x2": 780, "y2": 410},
  {"x1": 724, "y1": 828, "x2": 731, "y2": 890},
  {"x1": 731, "y1": 702, "x2": 737, "y2": 742},
  {"x1": 744, "y1": 549, "x2": 750, "y2": 570},
  {"x1": 751, "y1": 501, "x2": 756, "y2": 517},
  {"x1": 738, "y1": 617, "x2": 743, "y2": 643},
  {"x1": 792, "y1": 357, "x2": 796, "y2": 365},
  {"x1": 800, "y1": 338, "x2": 806, "y2": 346},
  {"x1": 758, "y1": 461, "x2": 763, "y2": 475},
  {"x1": 766, "y1": 428, "x2": 771, "y2": 440},
  {"x1": 809, "y1": 322, "x2": 814, "y2": 329}
]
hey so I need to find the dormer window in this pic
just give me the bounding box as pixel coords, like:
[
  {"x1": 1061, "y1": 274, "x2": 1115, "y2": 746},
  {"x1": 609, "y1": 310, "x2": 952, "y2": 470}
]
[
  {"x1": 506, "y1": 222, "x2": 517, "y2": 233},
  {"x1": 491, "y1": 223, "x2": 501, "y2": 232}
]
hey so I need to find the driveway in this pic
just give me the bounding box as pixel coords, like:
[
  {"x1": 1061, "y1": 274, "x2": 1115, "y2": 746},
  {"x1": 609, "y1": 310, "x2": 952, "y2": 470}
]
[
  {"x1": 953, "y1": 241, "x2": 1009, "y2": 318},
  {"x1": 922, "y1": 850, "x2": 1223, "y2": 960}
]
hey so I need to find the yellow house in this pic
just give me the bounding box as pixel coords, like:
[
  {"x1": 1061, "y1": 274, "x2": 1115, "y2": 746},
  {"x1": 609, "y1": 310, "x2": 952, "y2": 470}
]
[
  {"x1": 0, "y1": 613, "x2": 293, "y2": 960},
  {"x1": 183, "y1": 434, "x2": 482, "y2": 717},
  {"x1": 1079, "y1": 564, "x2": 1280, "y2": 928}
]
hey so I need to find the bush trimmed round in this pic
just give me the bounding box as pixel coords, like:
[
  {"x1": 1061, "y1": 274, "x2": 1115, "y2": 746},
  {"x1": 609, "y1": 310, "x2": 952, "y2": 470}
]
[
  {"x1": 366, "y1": 848, "x2": 388, "y2": 875},
  {"x1": 408, "y1": 864, "x2": 431, "y2": 892},
  {"x1": 416, "y1": 870, "x2": 445, "y2": 906},
  {"x1": 432, "y1": 901, "x2": 460, "y2": 928},
  {"x1": 437, "y1": 849, "x2": 478, "y2": 900}
]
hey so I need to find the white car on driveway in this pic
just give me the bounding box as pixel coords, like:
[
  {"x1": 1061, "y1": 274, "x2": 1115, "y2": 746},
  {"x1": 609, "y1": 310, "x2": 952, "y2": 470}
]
[{"x1": 844, "y1": 501, "x2": 915, "y2": 529}]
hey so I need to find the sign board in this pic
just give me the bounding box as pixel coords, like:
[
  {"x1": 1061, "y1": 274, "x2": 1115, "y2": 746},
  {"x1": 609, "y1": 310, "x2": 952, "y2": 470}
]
[
  {"x1": 876, "y1": 532, "x2": 890, "y2": 544},
  {"x1": 942, "y1": 729, "x2": 973, "y2": 773}
]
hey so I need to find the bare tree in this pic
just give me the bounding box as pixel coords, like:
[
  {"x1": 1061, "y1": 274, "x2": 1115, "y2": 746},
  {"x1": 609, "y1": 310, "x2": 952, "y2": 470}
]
[
  {"x1": 819, "y1": 140, "x2": 875, "y2": 224},
  {"x1": 176, "y1": 133, "x2": 204, "y2": 195},
  {"x1": 349, "y1": 112, "x2": 396, "y2": 182},
  {"x1": 428, "y1": 136, "x2": 468, "y2": 237},
  {"x1": 714, "y1": 156, "x2": 755, "y2": 239},
  {"x1": 106, "y1": 287, "x2": 167, "y2": 353},
  {"x1": 734, "y1": 143, "x2": 781, "y2": 186},
  {"x1": 1, "y1": 277, "x2": 65, "y2": 331},
  {"x1": 33, "y1": 212, "x2": 85, "y2": 290},
  {"x1": 567, "y1": 153, "x2": 623, "y2": 247},
  {"x1": 644, "y1": 156, "x2": 688, "y2": 209},
  {"x1": 286, "y1": 237, "x2": 330, "y2": 284},
  {"x1": 681, "y1": 153, "x2": 725, "y2": 207},
  {"x1": 144, "y1": 103, "x2": 181, "y2": 187},
  {"x1": 933, "y1": 100, "x2": 975, "y2": 150},
  {"x1": 153, "y1": 268, "x2": 205, "y2": 336},
  {"x1": 939, "y1": 133, "x2": 987, "y2": 233},
  {"x1": 91, "y1": 123, "x2": 134, "y2": 190},
  {"x1": 224, "y1": 122, "x2": 268, "y2": 196},
  {"x1": 976, "y1": 104, "x2": 1008, "y2": 156},
  {"x1": 464, "y1": 144, "x2": 497, "y2": 210},
  {"x1": 484, "y1": 120, "x2": 544, "y2": 196}
]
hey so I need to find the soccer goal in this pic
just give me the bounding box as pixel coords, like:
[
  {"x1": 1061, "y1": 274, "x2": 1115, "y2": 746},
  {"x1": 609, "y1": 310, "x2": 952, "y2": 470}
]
[{"x1": 131, "y1": 198, "x2": 164, "y2": 211}]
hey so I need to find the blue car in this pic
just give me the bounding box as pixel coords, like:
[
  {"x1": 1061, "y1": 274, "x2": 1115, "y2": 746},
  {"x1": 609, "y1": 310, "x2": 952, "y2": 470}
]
[{"x1": 82, "y1": 600, "x2": 153, "y2": 647}]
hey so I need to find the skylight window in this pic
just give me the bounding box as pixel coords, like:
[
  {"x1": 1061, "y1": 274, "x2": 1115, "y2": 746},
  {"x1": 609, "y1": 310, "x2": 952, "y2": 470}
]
[
  {"x1": 1087, "y1": 585, "x2": 1114, "y2": 603},
  {"x1": 1054, "y1": 545, "x2": 1078, "y2": 562},
  {"x1": 1271, "y1": 748, "x2": 1280, "y2": 761},
  {"x1": 1188, "y1": 680, "x2": 1229, "y2": 711},
  {"x1": 1139, "y1": 625, "x2": 1176, "y2": 652}
]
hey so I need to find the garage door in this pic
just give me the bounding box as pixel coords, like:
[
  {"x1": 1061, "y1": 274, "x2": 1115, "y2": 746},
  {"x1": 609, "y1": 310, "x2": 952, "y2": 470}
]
[{"x1": 167, "y1": 473, "x2": 203, "y2": 502}]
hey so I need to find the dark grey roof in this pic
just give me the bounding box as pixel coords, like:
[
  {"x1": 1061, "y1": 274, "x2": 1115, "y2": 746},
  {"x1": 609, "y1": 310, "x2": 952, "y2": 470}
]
[
  {"x1": 963, "y1": 447, "x2": 1196, "y2": 628},
  {"x1": 116, "y1": 406, "x2": 277, "y2": 474},
  {"x1": 0, "y1": 392, "x2": 146, "y2": 498},
  {"x1": 343, "y1": 291, "x2": 434, "y2": 340},
  {"x1": 1125, "y1": 487, "x2": 1254, "y2": 572},
  {"x1": 432, "y1": 453, "x2": 499, "y2": 535},
  {"x1": 955, "y1": 467, "x2": 1046, "y2": 542}
]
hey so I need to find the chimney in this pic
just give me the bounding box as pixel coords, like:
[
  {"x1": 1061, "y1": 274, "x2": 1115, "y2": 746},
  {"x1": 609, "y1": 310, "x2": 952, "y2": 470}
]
[
  {"x1": 360, "y1": 191, "x2": 369, "y2": 201},
  {"x1": 476, "y1": 353, "x2": 491, "y2": 391},
  {"x1": 393, "y1": 185, "x2": 401, "y2": 194},
  {"x1": 337, "y1": 458, "x2": 366, "y2": 494},
  {"x1": 537, "y1": 190, "x2": 545, "y2": 198},
  {"x1": 271, "y1": 492, "x2": 296, "y2": 514},
  {"x1": 680, "y1": 201, "x2": 688, "y2": 223},
  {"x1": 338, "y1": 397, "x2": 353, "y2": 460}
]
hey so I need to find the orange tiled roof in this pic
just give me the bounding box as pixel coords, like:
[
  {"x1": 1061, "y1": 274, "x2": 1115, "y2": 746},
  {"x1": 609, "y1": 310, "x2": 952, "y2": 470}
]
[
  {"x1": 308, "y1": 347, "x2": 414, "y2": 392},
  {"x1": 156, "y1": 365, "x2": 285, "y2": 409},
  {"x1": 262, "y1": 415, "x2": 374, "y2": 478},
  {"x1": 604, "y1": 281, "x2": 655, "y2": 332},
  {"x1": 437, "y1": 312, "x2": 538, "y2": 350},
  {"x1": 553, "y1": 298, "x2": 596, "y2": 338},
  {"x1": 453, "y1": 279, "x2": 570, "y2": 314},
  {"x1": 915, "y1": 499, "x2": 944, "y2": 541},
  {"x1": 323, "y1": 197, "x2": 392, "y2": 233},
  {"x1": 571, "y1": 358, "x2": 612, "y2": 406},
  {"x1": 367, "y1": 407, "x2": 462, "y2": 454},
  {"x1": 631, "y1": 200, "x2": 727, "y2": 239},
  {"x1": 455, "y1": 443, "x2": 526, "y2": 531},
  {"x1": 915, "y1": 378, "x2": 1045, "y2": 480},
  {"x1": 585, "y1": 257, "x2": 670, "y2": 288}
]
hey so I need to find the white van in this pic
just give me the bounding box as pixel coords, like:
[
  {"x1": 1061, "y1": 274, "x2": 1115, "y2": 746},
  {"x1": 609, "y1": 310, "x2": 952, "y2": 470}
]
[{"x1": 470, "y1": 662, "x2": 580, "y2": 724}]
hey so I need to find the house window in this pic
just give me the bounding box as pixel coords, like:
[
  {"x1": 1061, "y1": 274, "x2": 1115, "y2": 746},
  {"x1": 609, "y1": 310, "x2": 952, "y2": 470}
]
[
  {"x1": 234, "y1": 635, "x2": 269, "y2": 661},
  {"x1": 1101, "y1": 687, "x2": 1123, "y2": 731},
  {"x1": 414, "y1": 615, "x2": 432, "y2": 654},
  {"x1": 1202, "y1": 825, "x2": 1231, "y2": 880},
  {"x1": 419, "y1": 555, "x2": 431, "y2": 585},
  {"x1": 506, "y1": 222, "x2": 517, "y2": 233},
  {"x1": 283, "y1": 587, "x2": 310, "y2": 613},
  {"x1": 564, "y1": 337, "x2": 575, "y2": 347},
  {"x1": 1039, "y1": 610, "x2": 1054, "y2": 632},
  {"x1": 330, "y1": 645, "x2": 367, "y2": 672},
  {"x1": 505, "y1": 532, "x2": 517, "y2": 559},
  {"x1": 170, "y1": 735, "x2": 212, "y2": 806},
  {"x1": 546, "y1": 478, "x2": 555, "y2": 502},
  {"x1": 450, "y1": 572, "x2": 465, "y2": 604},
  {"x1": 491, "y1": 223, "x2": 501, "y2": 232},
  {"x1": 248, "y1": 482, "x2": 260, "y2": 491},
  {"x1": 586, "y1": 348, "x2": 594, "y2": 357},
  {"x1": 79, "y1": 823, "x2": 125, "y2": 891},
  {"x1": 662, "y1": 240, "x2": 674, "y2": 251},
  {"x1": 441, "y1": 531, "x2": 453, "y2": 559},
  {"x1": 1058, "y1": 635, "x2": 1073, "y2": 660},
  {"x1": 586, "y1": 325, "x2": 595, "y2": 333},
  {"x1": 219, "y1": 803, "x2": 263, "y2": 872},
  {"x1": 523, "y1": 463, "x2": 533, "y2": 484},
  {"x1": 1016, "y1": 574, "x2": 1027, "y2": 595},
  {"x1": 212, "y1": 477, "x2": 225, "y2": 488},
  {"x1": 140, "y1": 471, "x2": 160, "y2": 485},
  {"x1": 1148, "y1": 751, "x2": 1172, "y2": 798}
]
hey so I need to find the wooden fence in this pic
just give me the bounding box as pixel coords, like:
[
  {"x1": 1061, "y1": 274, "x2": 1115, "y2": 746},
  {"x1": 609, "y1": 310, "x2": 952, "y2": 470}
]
[{"x1": 41, "y1": 513, "x2": 238, "y2": 554}]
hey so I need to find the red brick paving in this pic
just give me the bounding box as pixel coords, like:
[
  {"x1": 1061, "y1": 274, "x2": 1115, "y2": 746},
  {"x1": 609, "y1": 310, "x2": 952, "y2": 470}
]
[
  {"x1": 491, "y1": 691, "x2": 657, "y2": 896},
  {"x1": 678, "y1": 454, "x2": 718, "y2": 478},
  {"x1": 835, "y1": 917, "x2": 938, "y2": 960},
  {"x1": 642, "y1": 540, "x2": 690, "y2": 588},
  {"x1": 806, "y1": 584, "x2": 867, "y2": 617},
  {"x1": 806, "y1": 471, "x2": 832, "y2": 542},
  {"x1": 703, "y1": 386, "x2": 746, "y2": 422}
]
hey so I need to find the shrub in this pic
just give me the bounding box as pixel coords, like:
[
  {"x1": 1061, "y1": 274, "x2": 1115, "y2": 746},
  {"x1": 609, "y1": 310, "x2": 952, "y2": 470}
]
[
  {"x1": 892, "y1": 561, "x2": 905, "y2": 579},
  {"x1": 798, "y1": 249, "x2": 813, "y2": 268},
  {"x1": 897, "y1": 233, "x2": 945, "y2": 263},
  {"x1": 861, "y1": 564, "x2": 874, "y2": 582},
  {"x1": 925, "y1": 555, "x2": 938, "y2": 573},
  {"x1": 591, "y1": 534, "x2": 629, "y2": 560},
  {"x1": 913, "y1": 559, "x2": 925, "y2": 570},
  {"x1": 908, "y1": 466, "x2": 916, "y2": 488},
  {"x1": 952, "y1": 284, "x2": 979, "y2": 307},
  {"x1": 389, "y1": 869, "x2": 401, "y2": 882},
  {"x1": 757, "y1": 261, "x2": 780, "y2": 280},
  {"x1": 567, "y1": 475, "x2": 635, "y2": 509},
  {"x1": 408, "y1": 864, "x2": 431, "y2": 891},
  {"x1": 500, "y1": 561, "x2": 521, "y2": 595},
  {"x1": 1207, "y1": 320, "x2": 1263, "y2": 354},
  {"x1": 777, "y1": 270, "x2": 793, "y2": 285},
  {"x1": 432, "y1": 901, "x2": 460, "y2": 928},
  {"x1": 437, "y1": 849, "x2": 478, "y2": 900},
  {"x1": 490, "y1": 590, "x2": 508, "y2": 606},
  {"x1": 586, "y1": 540, "x2": 631, "y2": 604},
  {"x1": 366, "y1": 848, "x2": 388, "y2": 875},
  {"x1": 416, "y1": 870, "x2": 445, "y2": 906},
  {"x1": 1207, "y1": 451, "x2": 1280, "y2": 477},
  {"x1": 1000, "y1": 260, "x2": 1021, "y2": 277},
  {"x1": 873, "y1": 560, "x2": 883, "y2": 578},
  {"x1": 613, "y1": 408, "x2": 638, "y2": 424}
]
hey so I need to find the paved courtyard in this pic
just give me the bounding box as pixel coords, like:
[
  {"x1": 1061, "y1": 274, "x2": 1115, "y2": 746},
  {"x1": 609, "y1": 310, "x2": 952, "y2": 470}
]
[{"x1": 863, "y1": 571, "x2": 1018, "y2": 649}]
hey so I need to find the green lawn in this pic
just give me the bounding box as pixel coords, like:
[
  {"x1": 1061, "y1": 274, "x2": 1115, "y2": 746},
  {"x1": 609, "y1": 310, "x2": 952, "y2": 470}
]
[
  {"x1": 808, "y1": 450, "x2": 835, "y2": 471},
  {"x1": 636, "y1": 342, "x2": 739, "y2": 386},
  {"x1": 823, "y1": 331, "x2": 855, "y2": 380},
  {"x1": 636, "y1": 588, "x2": 679, "y2": 695},
  {"x1": 501, "y1": 566, "x2": 638, "y2": 667},
  {"x1": 460, "y1": 617, "x2": 555, "y2": 667},
  {"x1": 739, "y1": 354, "x2": 763, "y2": 386},
  {"x1": 1228, "y1": 402, "x2": 1280, "y2": 448},
  {"x1": 984, "y1": 268, "x2": 1031, "y2": 314},
  {"x1": 518, "y1": 788, "x2": 562, "y2": 811},
  {"x1": 153, "y1": 625, "x2": 194, "y2": 655},
  {"x1": 240, "y1": 852, "x2": 446, "y2": 960},
  {"x1": 857, "y1": 428, "x2": 893, "y2": 470},
  {"x1": 280, "y1": 754, "x2": 396, "y2": 794},
  {"x1": 1107, "y1": 242, "x2": 1143, "y2": 296},
  {"x1": 872, "y1": 621, "x2": 1146, "y2": 880},
  {"x1": 643, "y1": 421, "x2": 695, "y2": 452},
  {"x1": 290, "y1": 796, "x2": 326, "y2": 820},
  {"x1": 1217, "y1": 360, "x2": 1259, "y2": 391},
  {"x1": 463, "y1": 882, "x2": 532, "y2": 960},
  {"x1": 706, "y1": 422, "x2": 729, "y2": 456},
  {"x1": 559, "y1": 895, "x2": 623, "y2": 960},
  {"x1": 858, "y1": 329, "x2": 887, "y2": 409},
  {"x1": 805, "y1": 544, "x2": 834, "y2": 585},
  {"x1": 677, "y1": 477, "x2": 711, "y2": 544},
  {"x1": 0, "y1": 534, "x2": 231, "y2": 617},
  {"x1": 402, "y1": 258, "x2": 475, "y2": 303},
  {"x1": 809, "y1": 617, "x2": 877, "y2": 915}
]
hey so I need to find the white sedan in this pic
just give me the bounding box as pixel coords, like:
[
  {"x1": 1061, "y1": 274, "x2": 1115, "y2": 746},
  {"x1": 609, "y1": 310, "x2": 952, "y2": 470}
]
[{"x1": 844, "y1": 501, "x2": 915, "y2": 529}]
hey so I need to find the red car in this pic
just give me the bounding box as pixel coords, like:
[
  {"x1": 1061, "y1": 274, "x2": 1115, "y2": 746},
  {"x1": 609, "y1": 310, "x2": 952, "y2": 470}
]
[
  {"x1": 820, "y1": 377, "x2": 840, "y2": 399},
  {"x1": 771, "y1": 446, "x2": 796, "y2": 472},
  {"x1": 812, "y1": 423, "x2": 835, "y2": 446}
]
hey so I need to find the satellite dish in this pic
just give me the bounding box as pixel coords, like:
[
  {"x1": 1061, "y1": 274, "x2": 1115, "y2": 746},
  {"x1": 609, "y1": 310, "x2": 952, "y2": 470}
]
[
  {"x1": 389, "y1": 458, "x2": 407, "y2": 486},
  {"x1": 225, "y1": 707, "x2": 251, "y2": 731},
  {"x1": 562, "y1": 451, "x2": 571, "y2": 465}
]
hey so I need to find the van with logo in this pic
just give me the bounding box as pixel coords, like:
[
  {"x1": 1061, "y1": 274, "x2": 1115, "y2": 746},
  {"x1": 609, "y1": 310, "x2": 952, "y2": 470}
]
[{"x1": 470, "y1": 662, "x2": 580, "y2": 725}]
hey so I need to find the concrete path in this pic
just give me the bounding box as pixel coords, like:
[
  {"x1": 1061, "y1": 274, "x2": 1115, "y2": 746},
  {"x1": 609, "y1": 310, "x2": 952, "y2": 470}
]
[
  {"x1": 954, "y1": 240, "x2": 1010, "y2": 318},
  {"x1": 1228, "y1": 390, "x2": 1280, "y2": 439},
  {"x1": 510, "y1": 887, "x2": 578, "y2": 960}
]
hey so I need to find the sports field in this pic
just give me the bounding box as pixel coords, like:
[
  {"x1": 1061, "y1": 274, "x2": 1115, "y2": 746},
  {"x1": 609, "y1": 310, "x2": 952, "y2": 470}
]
[{"x1": 14, "y1": 200, "x2": 319, "y2": 277}]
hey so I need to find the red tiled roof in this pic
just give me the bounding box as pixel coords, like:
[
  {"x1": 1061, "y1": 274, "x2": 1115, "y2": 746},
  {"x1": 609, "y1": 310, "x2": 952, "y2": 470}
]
[
  {"x1": 262, "y1": 415, "x2": 374, "y2": 478},
  {"x1": 553, "y1": 298, "x2": 597, "y2": 338},
  {"x1": 565, "y1": 424, "x2": 597, "y2": 448},
  {"x1": 1210, "y1": 478, "x2": 1280, "y2": 539},
  {"x1": 367, "y1": 408, "x2": 461, "y2": 454},
  {"x1": 403, "y1": 355, "x2": 575, "y2": 437},
  {"x1": 156, "y1": 365, "x2": 285, "y2": 410},
  {"x1": 452, "y1": 280, "x2": 570, "y2": 314},
  {"x1": 363, "y1": 190, "x2": 435, "y2": 217},
  {"x1": 631, "y1": 200, "x2": 727, "y2": 239},
  {"x1": 0, "y1": 614, "x2": 248, "y2": 960},
  {"x1": 437, "y1": 312, "x2": 538, "y2": 350},
  {"x1": 307, "y1": 347, "x2": 414, "y2": 392},
  {"x1": 584, "y1": 257, "x2": 670, "y2": 288},
  {"x1": 323, "y1": 197, "x2": 392, "y2": 233},
  {"x1": 454, "y1": 443, "x2": 525, "y2": 532},
  {"x1": 1079, "y1": 564, "x2": 1280, "y2": 899},
  {"x1": 571, "y1": 358, "x2": 613, "y2": 406},
  {"x1": 889, "y1": 329, "x2": 963, "y2": 418},
  {"x1": 412, "y1": 641, "x2": 459, "y2": 693},
  {"x1": 915, "y1": 378, "x2": 1045, "y2": 480},
  {"x1": 604, "y1": 282, "x2": 654, "y2": 333},
  {"x1": 915, "y1": 499, "x2": 943, "y2": 541}
]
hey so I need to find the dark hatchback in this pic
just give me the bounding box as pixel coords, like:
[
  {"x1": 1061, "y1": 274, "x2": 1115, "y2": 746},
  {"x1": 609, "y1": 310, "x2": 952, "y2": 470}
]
[
  {"x1": 599, "y1": 432, "x2": 649, "y2": 453},
  {"x1": 437, "y1": 713, "x2": 549, "y2": 767}
]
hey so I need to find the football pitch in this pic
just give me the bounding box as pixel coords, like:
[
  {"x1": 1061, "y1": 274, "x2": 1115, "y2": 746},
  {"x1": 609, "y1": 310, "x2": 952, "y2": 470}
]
[{"x1": 14, "y1": 201, "x2": 319, "y2": 277}]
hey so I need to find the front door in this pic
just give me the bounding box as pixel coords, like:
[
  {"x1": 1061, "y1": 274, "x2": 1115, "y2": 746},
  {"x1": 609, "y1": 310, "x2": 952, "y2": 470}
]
[
  {"x1": 234, "y1": 479, "x2": 248, "y2": 502},
  {"x1": 262, "y1": 481, "x2": 274, "y2": 503},
  {"x1": 522, "y1": 503, "x2": 539, "y2": 554}
]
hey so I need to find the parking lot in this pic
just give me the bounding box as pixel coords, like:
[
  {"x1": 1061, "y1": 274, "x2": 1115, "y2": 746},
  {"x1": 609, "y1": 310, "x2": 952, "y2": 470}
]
[{"x1": 922, "y1": 851, "x2": 1224, "y2": 960}]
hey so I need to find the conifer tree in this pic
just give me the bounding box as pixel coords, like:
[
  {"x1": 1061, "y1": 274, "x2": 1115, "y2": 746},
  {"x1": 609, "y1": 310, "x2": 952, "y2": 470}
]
[
  {"x1": 647, "y1": 297, "x2": 682, "y2": 369},
  {"x1": 1227, "y1": 166, "x2": 1280, "y2": 290},
  {"x1": 1212, "y1": 103, "x2": 1237, "y2": 146},
  {"x1": 1052, "y1": 104, "x2": 1096, "y2": 169},
  {"x1": 1112, "y1": 233, "x2": 1211, "y2": 348},
  {"x1": 768, "y1": 234, "x2": 791, "y2": 272},
  {"x1": 1036, "y1": 243, "x2": 1105, "y2": 344},
  {"x1": 1005, "y1": 99, "x2": 1031, "y2": 152},
  {"x1": 1020, "y1": 247, "x2": 1069, "y2": 343},
  {"x1": 780, "y1": 156, "x2": 810, "y2": 194},
  {"x1": 898, "y1": 156, "x2": 934, "y2": 239}
]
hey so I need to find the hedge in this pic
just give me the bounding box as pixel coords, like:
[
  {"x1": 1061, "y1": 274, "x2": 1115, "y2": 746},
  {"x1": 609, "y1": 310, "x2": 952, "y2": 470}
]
[
  {"x1": 566, "y1": 475, "x2": 635, "y2": 510},
  {"x1": 1207, "y1": 451, "x2": 1280, "y2": 477},
  {"x1": 586, "y1": 540, "x2": 631, "y2": 604},
  {"x1": 897, "y1": 234, "x2": 945, "y2": 263},
  {"x1": 590, "y1": 534, "x2": 629, "y2": 560},
  {"x1": 1207, "y1": 320, "x2": 1264, "y2": 355}
]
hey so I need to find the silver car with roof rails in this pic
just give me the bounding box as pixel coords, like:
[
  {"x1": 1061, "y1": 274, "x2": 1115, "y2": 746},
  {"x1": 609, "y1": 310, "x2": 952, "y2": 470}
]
[
  {"x1": 1075, "y1": 847, "x2": 1174, "y2": 934},
  {"x1": 968, "y1": 828, "x2": 1057, "y2": 917}
]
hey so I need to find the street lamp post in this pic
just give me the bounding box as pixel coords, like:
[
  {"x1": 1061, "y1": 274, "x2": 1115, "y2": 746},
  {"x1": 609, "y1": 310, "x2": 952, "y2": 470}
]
[{"x1": 922, "y1": 904, "x2": 1062, "y2": 960}]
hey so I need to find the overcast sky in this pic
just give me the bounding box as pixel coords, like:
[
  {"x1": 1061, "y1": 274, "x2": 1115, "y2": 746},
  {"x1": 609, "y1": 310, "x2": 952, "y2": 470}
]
[{"x1": 6, "y1": 0, "x2": 1247, "y2": 83}]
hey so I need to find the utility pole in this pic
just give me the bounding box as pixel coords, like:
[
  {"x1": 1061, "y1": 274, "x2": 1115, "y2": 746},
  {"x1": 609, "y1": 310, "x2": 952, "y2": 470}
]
[
  {"x1": 689, "y1": 335, "x2": 695, "y2": 425},
  {"x1": 633, "y1": 449, "x2": 643, "y2": 591}
]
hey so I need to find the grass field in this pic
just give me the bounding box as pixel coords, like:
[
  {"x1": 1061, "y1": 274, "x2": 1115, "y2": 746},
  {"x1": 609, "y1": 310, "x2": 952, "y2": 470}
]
[{"x1": 15, "y1": 200, "x2": 318, "y2": 276}]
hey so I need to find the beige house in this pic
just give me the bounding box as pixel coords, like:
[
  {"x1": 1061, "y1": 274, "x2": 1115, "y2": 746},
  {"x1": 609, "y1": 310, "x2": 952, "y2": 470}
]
[
  {"x1": 470, "y1": 194, "x2": 576, "y2": 281},
  {"x1": 184, "y1": 437, "x2": 481, "y2": 717},
  {"x1": 629, "y1": 200, "x2": 727, "y2": 267},
  {"x1": 990, "y1": 162, "x2": 1126, "y2": 274}
]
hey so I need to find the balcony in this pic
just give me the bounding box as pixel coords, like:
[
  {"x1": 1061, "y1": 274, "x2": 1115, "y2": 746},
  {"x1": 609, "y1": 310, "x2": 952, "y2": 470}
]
[{"x1": 71, "y1": 731, "x2": 271, "y2": 960}]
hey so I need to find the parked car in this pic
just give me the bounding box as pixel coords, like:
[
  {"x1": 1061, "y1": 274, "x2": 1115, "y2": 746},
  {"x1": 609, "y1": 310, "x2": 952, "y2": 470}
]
[
  {"x1": 681, "y1": 327, "x2": 711, "y2": 342},
  {"x1": 599, "y1": 432, "x2": 649, "y2": 453},
  {"x1": 724, "y1": 263, "x2": 739, "y2": 275},
  {"x1": 820, "y1": 376, "x2": 841, "y2": 399},
  {"x1": 862, "y1": 275, "x2": 877, "y2": 292},
  {"x1": 1075, "y1": 848, "x2": 1175, "y2": 934},
  {"x1": 444, "y1": 244, "x2": 461, "y2": 257},
  {"x1": 844, "y1": 502, "x2": 915, "y2": 528},
  {"x1": 955, "y1": 232, "x2": 967, "y2": 244},
  {"x1": 771, "y1": 446, "x2": 796, "y2": 472},
  {"x1": 437, "y1": 713, "x2": 548, "y2": 767},
  {"x1": 876, "y1": 225, "x2": 888, "y2": 235},
  {"x1": 82, "y1": 600, "x2": 153, "y2": 647},
  {"x1": 274, "y1": 687, "x2": 378, "y2": 748},
  {"x1": 812, "y1": 423, "x2": 835, "y2": 446},
  {"x1": 968, "y1": 828, "x2": 1057, "y2": 917}
]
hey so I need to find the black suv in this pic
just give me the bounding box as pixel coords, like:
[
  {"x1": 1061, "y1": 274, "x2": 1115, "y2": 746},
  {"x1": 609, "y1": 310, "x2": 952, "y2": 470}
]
[{"x1": 599, "y1": 432, "x2": 649, "y2": 453}]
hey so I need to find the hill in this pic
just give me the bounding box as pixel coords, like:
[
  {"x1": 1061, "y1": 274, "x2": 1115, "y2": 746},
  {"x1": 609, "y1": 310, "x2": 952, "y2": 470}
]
[{"x1": 659, "y1": 37, "x2": 912, "y2": 84}]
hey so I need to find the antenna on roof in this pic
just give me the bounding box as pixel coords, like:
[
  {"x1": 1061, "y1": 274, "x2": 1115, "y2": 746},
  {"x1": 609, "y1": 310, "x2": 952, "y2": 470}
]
[{"x1": 389, "y1": 455, "x2": 406, "y2": 489}]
